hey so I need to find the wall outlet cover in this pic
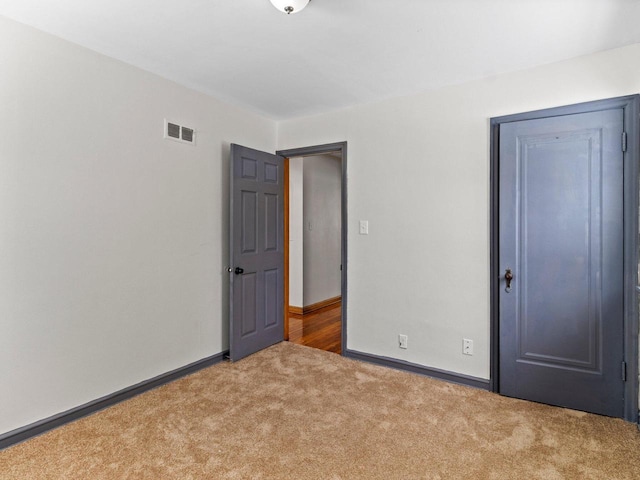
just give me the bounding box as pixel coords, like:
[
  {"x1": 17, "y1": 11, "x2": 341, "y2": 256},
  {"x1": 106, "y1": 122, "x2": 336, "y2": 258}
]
[{"x1": 463, "y1": 338, "x2": 473, "y2": 355}]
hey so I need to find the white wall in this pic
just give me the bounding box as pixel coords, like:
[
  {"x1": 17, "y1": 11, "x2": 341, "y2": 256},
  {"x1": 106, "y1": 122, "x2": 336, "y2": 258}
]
[
  {"x1": 0, "y1": 16, "x2": 276, "y2": 436},
  {"x1": 288, "y1": 157, "x2": 304, "y2": 308},
  {"x1": 277, "y1": 43, "x2": 640, "y2": 380},
  {"x1": 303, "y1": 155, "x2": 342, "y2": 306}
]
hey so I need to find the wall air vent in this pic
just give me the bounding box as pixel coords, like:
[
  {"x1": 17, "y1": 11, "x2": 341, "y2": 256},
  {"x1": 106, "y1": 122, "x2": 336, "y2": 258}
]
[
  {"x1": 167, "y1": 122, "x2": 180, "y2": 139},
  {"x1": 181, "y1": 126, "x2": 194, "y2": 143},
  {"x1": 164, "y1": 119, "x2": 196, "y2": 145}
]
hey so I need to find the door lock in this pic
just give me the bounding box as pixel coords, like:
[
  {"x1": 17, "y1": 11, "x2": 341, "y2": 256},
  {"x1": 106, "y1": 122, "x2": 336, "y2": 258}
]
[
  {"x1": 234, "y1": 267, "x2": 244, "y2": 275},
  {"x1": 504, "y1": 268, "x2": 514, "y2": 292}
]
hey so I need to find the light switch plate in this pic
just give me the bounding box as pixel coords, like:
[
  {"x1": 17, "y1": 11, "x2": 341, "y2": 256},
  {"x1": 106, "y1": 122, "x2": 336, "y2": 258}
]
[{"x1": 359, "y1": 220, "x2": 369, "y2": 235}]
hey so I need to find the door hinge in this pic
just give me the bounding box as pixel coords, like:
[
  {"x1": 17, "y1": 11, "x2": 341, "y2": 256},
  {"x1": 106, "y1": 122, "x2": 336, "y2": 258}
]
[
  {"x1": 622, "y1": 132, "x2": 627, "y2": 152},
  {"x1": 622, "y1": 361, "x2": 627, "y2": 381}
]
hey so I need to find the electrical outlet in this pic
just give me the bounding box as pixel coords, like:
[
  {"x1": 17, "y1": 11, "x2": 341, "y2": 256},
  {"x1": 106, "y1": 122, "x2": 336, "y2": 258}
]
[
  {"x1": 463, "y1": 338, "x2": 473, "y2": 356},
  {"x1": 398, "y1": 334, "x2": 408, "y2": 349}
]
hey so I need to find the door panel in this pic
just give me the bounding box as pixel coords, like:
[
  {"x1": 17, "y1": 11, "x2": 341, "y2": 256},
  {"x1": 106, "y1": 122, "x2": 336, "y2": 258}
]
[
  {"x1": 230, "y1": 144, "x2": 284, "y2": 361},
  {"x1": 499, "y1": 109, "x2": 624, "y2": 417},
  {"x1": 240, "y1": 273, "x2": 257, "y2": 336},
  {"x1": 264, "y1": 269, "x2": 279, "y2": 327},
  {"x1": 241, "y1": 191, "x2": 257, "y2": 253},
  {"x1": 265, "y1": 193, "x2": 279, "y2": 251}
]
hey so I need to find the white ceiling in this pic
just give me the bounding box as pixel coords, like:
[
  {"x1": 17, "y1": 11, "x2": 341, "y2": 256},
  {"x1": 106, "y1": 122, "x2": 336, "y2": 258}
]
[{"x1": 1, "y1": 0, "x2": 639, "y2": 120}]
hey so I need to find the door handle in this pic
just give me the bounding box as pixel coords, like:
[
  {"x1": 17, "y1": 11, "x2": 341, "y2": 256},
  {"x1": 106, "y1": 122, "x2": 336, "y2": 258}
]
[
  {"x1": 504, "y1": 268, "x2": 514, "y2": 292},
  {"x1": 234, "y1": 267, "x2": 244, "y2": 275}
]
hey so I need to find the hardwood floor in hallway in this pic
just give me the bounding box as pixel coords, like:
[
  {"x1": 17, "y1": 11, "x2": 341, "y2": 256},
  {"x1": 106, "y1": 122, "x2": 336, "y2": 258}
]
[{"x1": 288, "y1": 303, "x2": 341, "y2": 354}]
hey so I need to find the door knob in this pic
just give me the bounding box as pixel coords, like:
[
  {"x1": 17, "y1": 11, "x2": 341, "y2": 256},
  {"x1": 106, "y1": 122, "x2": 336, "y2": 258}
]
[
  {"x1": 234, "y1": 267, "x2": 244, "y2": 275},
  {"x1": 504, "y1": 268, "x2": 514, "y2": 291}
]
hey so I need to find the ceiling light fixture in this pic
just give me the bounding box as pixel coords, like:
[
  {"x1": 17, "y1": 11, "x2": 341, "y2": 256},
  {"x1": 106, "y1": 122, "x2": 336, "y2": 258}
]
[{"x1": 269, "y1": 0, "x2": 310, "y2": 15}]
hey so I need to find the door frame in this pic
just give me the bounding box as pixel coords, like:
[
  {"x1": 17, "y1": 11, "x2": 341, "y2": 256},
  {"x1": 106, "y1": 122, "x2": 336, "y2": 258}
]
[
  {"x1": 489, "y1": 95, "x2": 640, "y2": 422},
  {"x1": 277, "y1": 142, "x2": 348, "y2": 354}
]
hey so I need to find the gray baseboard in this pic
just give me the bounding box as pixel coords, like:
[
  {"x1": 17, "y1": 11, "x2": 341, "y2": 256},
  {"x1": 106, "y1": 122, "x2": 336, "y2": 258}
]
[
  {"x1": 0, "y1": 351, "x2": 228, "y2": 451},
  {"x1": 344, "y1": 349, "x2": 490, "y2": 390}
]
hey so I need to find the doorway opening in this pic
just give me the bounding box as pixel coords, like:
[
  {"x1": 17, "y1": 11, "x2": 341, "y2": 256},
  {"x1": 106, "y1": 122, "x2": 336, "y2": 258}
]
[{"x1": 278, "y1": 143, "x2": 347, "y2": 355}]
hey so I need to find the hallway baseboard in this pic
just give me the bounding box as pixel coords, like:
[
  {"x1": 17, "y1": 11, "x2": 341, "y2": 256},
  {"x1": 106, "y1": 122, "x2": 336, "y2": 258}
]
[{"x1": 289, "y1": 296, "x2": 341, "y2": 316}]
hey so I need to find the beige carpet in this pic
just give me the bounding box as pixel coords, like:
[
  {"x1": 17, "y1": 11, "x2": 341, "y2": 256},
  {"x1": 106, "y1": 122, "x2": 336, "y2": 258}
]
[{"x1": 1, "y1": 342, "x2": 639, "y2": 479}]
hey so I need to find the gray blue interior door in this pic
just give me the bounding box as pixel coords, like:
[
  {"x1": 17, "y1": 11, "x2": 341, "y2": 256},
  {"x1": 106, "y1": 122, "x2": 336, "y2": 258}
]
[
  {"x1": 230, "y1": 144, "x2": 285, "y2": 361},
  {"x1": 498, "y1": 109, "x2": 625, "y2": 417}
]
